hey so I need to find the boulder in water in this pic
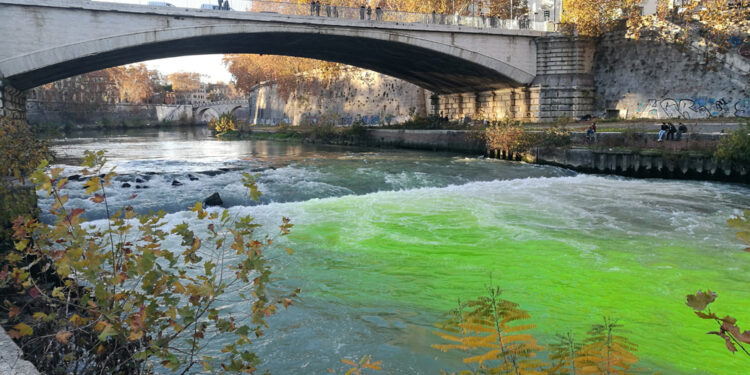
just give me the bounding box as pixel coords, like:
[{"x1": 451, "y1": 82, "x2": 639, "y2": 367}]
[
  {"x1": 172, "y1": 179, "x2": 183, "y2": 186},
  {"x1": 122, "y1": 183, "x2": 131, "y2": 188},
  {"x1": 204, "y1": 192, "x2": 223, "y2": 207},
  {"x1": 68, "y1": 174, "x2": 82, "y2": 181},
  {"x1": 135, "y1": 178, "x2": 145, "y2": 183},
  {"x1": 188, "y1": 174, "x2": 199, "y2": 181}
]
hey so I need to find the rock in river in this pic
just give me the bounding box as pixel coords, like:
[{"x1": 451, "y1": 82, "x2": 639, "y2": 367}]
[{"x1": 204, "y1": 192, "x2": 223, "y2": 207}]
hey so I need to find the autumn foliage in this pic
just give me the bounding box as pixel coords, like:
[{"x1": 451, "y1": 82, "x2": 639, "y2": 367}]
[
  {"x1": 168, "y1": 72, "x2": 202, "y2": 92},
  {"x1": 432, "y1": 286, "x2": 645, "y2": 375},
  {"x1": 686, "y1": 209, "x2": 750, "y2": 356},
  {"x1": 3, "y1": 151, "x2": 297, "y2": 374}
]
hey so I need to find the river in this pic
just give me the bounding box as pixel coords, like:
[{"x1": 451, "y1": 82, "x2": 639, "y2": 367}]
[{"x1": 43, "y1": 127, "x2": 750, "y2": 374}]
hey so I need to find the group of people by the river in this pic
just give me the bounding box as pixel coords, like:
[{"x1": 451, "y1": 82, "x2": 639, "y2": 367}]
[{"x1": 658, "y1": 122, "x2": 688, "y2": 142}]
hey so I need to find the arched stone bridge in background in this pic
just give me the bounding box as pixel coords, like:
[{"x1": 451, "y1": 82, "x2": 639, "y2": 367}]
[
  {"x1": 0, "y1": 0, "x2": 595, "y2": 123},
  {"x1": 195, "y1": 100, "x2": 248, "y2": 122}
]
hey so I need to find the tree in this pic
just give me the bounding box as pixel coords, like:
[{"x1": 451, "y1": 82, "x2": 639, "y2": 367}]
[
  {"x1": 223, "y1": 54, "x2": 340, "y2": 97},
  {"x1": 560, "y1": 0, "x2": 640, "y2": 36},
  {"x1": 107, "y1": 64, "x2": 156, "y2": 104},
  {"x1": 168, "y1": 72, "x2": 202, "y2": 92},
  {"x1": 489, "y1": 0, "x2": 529, "y2": 19}
]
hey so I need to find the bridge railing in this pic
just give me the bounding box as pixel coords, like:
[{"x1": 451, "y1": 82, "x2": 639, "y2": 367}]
[{"x1": 96, "y1": 0, "x2": 554, "y2": 31}]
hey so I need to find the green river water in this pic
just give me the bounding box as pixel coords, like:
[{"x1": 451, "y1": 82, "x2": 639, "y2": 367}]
[{"x1": 46, "y1": 128, "x2": 750, "y2": 374}]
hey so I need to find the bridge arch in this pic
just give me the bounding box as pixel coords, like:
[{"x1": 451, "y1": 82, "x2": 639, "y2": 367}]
[
  {"x1": 228, "y1": 105, "x2": 244, "y2": 117},
  {"x1": 1, "y1": 23, "x2": 534, "y2": 94}
]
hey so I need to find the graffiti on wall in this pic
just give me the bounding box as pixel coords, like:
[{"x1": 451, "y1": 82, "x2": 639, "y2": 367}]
[{"x1": 635, "y1": 97, "x2": 750, "y2": 119}]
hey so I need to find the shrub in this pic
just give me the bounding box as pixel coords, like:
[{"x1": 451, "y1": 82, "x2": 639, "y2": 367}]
[
  {"x1": 714, "y1": 123, "x2": 750, "y2": 164},
  {"x1": 209, "y1": 113, "x2": 237, "y2": 135},
  {"x1": 0, "y1": 118, "x2": 51, "y2": 181},
  {"x1": 3, "y1": 151, "x2": 297, "y2": 374},
  {"x1": 483, "y1": 118, "x2": 533, "y2": 154},
  {"x1": 536, "y1": 125, "x2": 572, "y2": 148}
]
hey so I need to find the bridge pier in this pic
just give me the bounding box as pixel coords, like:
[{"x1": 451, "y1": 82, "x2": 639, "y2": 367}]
[
  {"x1": 436, "y1": 36, "x2": 595, "y2": 123},
  {"x1": 0, "y1": 81, "x2": 26, "y2": 121}
]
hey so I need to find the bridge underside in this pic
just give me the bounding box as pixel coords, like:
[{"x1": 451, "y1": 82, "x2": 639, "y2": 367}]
[{"x1": 5, "y1": 33, "x2": 518, "y2": 94}]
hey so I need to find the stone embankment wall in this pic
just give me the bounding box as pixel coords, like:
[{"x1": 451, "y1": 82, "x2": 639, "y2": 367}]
[
  {"x1": 436, "y1": 37, "x2": 595, "y2": 123},
  {"x1": 348, "y1": 129, "x2": 746, "y2": 183},
  {"x1": 247, "y1": 68, "x2": 431, "y2": 126},
  {"x1": 0, "y1": 82, "x2": 26, "y2": 121},
  {"x1": 594, "y1": 22, "x2": 750, "y2": 120},
  {"x1": 25, "y1": 101, "x2": 197, "y2": 127}
]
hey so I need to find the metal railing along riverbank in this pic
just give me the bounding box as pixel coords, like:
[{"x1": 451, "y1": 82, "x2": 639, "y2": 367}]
[{"x1": 96, "y1": 0, "x2": 555, "y2": 31}]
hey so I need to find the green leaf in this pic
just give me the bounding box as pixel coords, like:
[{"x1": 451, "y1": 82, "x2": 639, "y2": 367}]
[
  {"x1": 13, "y1": 323, "x2": 33, "y2": 337},
  {"x1": 98, "y1": 324, "x2": 117, "y2": 341}
]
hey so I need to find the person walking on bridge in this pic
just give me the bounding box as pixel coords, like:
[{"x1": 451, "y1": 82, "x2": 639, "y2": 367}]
[
  {"x1": 375, "y1": 5, "x2": 383, "y2": 21},
  {"x1": 325, "y1": 3, "x2": 331, "y2": 17},
  {"x1": 315, "y1": 0, "x2": 321, "y2": 16},
  {"x1": 360, "y1": 3, "x2": 366, "y2": 19},
  {"x1": 310, "y1": 0, "x2": 315, "y2": 15},
  {"x1": 333, "y1": 5, "x2": 338, "y2": 17},
  {"x1": 217, "y1": 0, "x2": 223, "y2": 10},
  {"x1": 367, "y1": 5, "x2": 372, "y2": 20}
]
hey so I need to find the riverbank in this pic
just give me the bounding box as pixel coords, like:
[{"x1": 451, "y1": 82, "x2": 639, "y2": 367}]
[{"x1": 240, "y1": 126, "x2": 749, "y2": 183}]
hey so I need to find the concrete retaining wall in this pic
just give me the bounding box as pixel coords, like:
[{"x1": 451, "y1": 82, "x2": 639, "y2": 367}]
[
  {"x1": 594, "y1": 22, "x2": 750, "y2": 120},
  {"x1": 533, "y1": 147, "x2": 748, "y2": 182}
]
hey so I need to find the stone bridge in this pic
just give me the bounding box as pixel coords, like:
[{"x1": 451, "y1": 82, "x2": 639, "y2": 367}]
[
  {"x1": 0, "y1": 0, "x2": 595, "y2": 122},
  {"x1": 195, "y1": 100, "x2": 248, "y2": 122}
]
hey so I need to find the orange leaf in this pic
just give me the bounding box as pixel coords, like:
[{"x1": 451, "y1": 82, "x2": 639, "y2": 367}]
[
  {"x1": 90, "y1": 194, "x2": 105, "y2": 203},
  {"x1": 56, "y1": 330, "x2": 73, "y2": 343},
  {"x1": 128, "y1": 330, "x2": 144, "y2": 341},
  {"x1": 8, "y1": 306, "x2": 20, "y2": 319}
]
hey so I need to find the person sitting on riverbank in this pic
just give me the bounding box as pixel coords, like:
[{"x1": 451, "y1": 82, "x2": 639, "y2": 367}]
[
  {"x1": 658, "y1": 122, "x2": 668, "y2": 142},
  {"x1": 667, "y1": 123, "x2": 677, "y2": 140},
  {"x1": 586, "y1": 124, "x2": 596, "y2": 143}
]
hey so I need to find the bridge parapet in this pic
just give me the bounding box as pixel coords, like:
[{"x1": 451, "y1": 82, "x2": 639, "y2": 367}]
[{"x1": 95, "y1": 0, "x2": 555, "y2": 32}]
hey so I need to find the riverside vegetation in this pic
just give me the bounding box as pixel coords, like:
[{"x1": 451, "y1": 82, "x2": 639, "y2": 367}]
[
  {"x1": 2, "y1": 146, "x2": 298, "y2": 373},
  {"x1": 1, "y1": 118, "x2": 749, "y2": 373}
]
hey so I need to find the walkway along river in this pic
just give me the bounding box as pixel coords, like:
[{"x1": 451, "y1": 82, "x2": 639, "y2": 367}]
[{"x1": 43, "y1": 127, "x2": 750, "y2": 374}]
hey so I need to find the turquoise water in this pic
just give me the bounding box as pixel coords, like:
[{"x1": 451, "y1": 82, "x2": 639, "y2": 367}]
[{"x1": 46, "y1": 128, "x2": 750, "y2": 374}]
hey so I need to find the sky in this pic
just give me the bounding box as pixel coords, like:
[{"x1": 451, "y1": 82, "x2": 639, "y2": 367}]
[
  {"x1": 92, "y1": 0, "x2": 236, "y2": 83},
  {"x1": 141, "y1": 55, "x2": 234, "y2": 83}
]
